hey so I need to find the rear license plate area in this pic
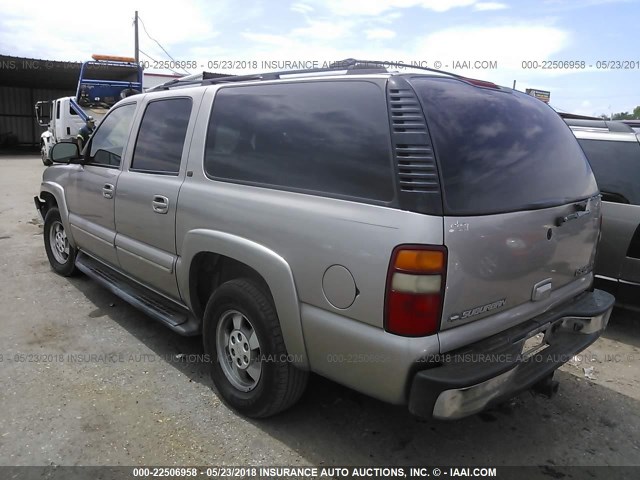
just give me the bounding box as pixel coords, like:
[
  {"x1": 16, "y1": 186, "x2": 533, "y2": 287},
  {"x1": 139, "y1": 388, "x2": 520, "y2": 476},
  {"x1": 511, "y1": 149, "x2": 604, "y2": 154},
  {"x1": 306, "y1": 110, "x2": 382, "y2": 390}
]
[{"x1": 521, "y1": 330, "x2": 549, "y2": 359}]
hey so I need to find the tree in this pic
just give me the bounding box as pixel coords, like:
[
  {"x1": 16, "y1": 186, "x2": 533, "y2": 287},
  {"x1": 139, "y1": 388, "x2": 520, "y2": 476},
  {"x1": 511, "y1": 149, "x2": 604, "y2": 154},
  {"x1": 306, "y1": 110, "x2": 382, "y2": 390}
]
[
  {"x1": 612, "y1": 111, "x2": 633, "y2": 120},
  {"x1": 599, "y1": 106, "x2": 640, "y2": 120}
]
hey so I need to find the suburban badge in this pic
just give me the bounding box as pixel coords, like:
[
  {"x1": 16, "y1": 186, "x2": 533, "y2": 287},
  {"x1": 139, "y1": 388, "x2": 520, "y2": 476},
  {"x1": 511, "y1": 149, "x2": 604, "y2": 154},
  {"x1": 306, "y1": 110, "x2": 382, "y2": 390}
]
[{"x1": 449, "y1": 298, "x2": 507, "y2": 322}]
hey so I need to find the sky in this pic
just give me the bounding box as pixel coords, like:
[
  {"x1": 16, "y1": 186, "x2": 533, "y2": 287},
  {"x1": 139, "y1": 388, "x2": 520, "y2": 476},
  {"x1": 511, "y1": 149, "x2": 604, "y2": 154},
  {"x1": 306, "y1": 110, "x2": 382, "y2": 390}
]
[{"x1": 0, "y1": 0, "x2": 638, "y2": 117}]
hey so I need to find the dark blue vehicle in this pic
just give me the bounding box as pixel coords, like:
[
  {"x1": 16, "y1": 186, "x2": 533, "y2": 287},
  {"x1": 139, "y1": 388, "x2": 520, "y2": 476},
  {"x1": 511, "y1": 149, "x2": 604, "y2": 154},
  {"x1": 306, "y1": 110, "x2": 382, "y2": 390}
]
[{"x1": 74, "y1": 54, "x2": 143, "y2": 114}]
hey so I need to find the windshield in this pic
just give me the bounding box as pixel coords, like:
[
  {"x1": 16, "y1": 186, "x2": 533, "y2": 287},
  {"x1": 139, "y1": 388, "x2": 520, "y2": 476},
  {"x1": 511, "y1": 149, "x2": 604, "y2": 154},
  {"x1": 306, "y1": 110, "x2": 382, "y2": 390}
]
[{"x1": 410, "y1": 77, "x2": 598, "y2": 215}]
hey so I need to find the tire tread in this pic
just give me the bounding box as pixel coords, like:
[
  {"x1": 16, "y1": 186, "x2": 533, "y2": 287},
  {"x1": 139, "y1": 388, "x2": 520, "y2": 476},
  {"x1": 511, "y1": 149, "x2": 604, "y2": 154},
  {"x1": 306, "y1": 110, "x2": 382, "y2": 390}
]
[{"x1": 204, "y1": 278, "x2": 308, "y2": 418}]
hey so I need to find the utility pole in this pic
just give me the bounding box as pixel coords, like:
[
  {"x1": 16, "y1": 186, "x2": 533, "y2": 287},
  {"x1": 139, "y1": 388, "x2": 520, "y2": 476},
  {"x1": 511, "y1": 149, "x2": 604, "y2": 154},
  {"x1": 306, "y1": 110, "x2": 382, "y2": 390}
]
[
  {"x1": 134, "y1": 11, "x2": 139, "y2": 63},
  {"x1": 512, "y1": 80, "x2": 516, "y2": 90}
]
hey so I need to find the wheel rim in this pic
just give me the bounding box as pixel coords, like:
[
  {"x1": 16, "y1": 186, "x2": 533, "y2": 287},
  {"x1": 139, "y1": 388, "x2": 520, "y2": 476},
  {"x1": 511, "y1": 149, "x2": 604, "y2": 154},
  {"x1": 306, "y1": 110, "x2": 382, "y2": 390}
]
[
  {"x1": 49, "y1": 220, "x2": 70, "y2": 264},
  {"x1": 216, "y1": 309, "x2": 262, "y2": 392}
]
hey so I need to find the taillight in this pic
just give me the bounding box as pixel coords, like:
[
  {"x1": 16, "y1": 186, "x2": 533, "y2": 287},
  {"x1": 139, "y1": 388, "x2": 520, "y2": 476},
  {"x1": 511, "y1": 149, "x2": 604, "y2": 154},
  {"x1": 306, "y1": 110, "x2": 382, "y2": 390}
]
[{"x1": 385, "y1": 245, "x2": 447, "y2": 337}]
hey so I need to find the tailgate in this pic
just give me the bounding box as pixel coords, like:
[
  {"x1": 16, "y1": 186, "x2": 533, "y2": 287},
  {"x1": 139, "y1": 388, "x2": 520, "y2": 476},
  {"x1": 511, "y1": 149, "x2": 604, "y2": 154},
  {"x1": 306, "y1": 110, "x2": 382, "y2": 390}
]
[
  {"x1": 441, "y1": 196, "x2": 601, "y2": 329},
  {"x1": 406, "y1": 76, "x2": 601, "y2": 331}
]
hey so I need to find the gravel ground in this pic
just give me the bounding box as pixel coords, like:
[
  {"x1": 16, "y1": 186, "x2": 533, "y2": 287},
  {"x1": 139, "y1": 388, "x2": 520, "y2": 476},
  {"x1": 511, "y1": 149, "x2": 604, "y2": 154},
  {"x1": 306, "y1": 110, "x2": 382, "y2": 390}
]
[{"x1": 0, "y1": 156, "x2": 639, "y2": 473}]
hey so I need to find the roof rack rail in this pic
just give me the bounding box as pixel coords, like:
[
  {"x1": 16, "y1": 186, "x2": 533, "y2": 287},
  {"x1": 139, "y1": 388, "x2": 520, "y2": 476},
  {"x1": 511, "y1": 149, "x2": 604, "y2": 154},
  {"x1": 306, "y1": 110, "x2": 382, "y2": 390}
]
[{"x1": 148, "y1": 58, "x2": 472, "y2": 91}]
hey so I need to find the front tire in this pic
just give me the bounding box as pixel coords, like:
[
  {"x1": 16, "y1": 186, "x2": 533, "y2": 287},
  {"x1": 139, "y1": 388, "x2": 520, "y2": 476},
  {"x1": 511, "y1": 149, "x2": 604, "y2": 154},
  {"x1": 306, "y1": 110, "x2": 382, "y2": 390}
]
[
  {"x1": 203, "y1": 278, "x2": 308, "y2": 418},
  {"x1": 43, "y1": 207, "x2": 77, "y2": 276}
]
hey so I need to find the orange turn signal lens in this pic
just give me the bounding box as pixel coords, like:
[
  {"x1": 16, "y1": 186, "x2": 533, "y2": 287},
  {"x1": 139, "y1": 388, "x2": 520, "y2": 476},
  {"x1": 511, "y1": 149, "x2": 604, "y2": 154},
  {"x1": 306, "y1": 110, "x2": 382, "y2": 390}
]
[{"x1": 395, "y1": 249, "x2": 444, "y2": 273}]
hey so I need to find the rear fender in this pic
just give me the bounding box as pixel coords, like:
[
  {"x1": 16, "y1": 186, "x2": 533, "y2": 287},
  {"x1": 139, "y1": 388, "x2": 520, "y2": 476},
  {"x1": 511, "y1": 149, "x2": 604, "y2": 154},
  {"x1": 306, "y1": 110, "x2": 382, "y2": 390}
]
[{"x1": 177, "y1": 229, "x2": 308, "y2": 368}]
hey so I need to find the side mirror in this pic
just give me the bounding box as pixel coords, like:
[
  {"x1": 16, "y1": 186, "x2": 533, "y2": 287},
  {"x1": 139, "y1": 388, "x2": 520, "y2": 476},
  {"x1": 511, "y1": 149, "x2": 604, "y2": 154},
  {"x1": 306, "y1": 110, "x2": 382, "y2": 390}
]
[
  {"x1": 34, "y1": 101, "x2": 51, "y2": 127},
  {"x1": 50, "y1": 142, "x2": 81, "y2": 164}
]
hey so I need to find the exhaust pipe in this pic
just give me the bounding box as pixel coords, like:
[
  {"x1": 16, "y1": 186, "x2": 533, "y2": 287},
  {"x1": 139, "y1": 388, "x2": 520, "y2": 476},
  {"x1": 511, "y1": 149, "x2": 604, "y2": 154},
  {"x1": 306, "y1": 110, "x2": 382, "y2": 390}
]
[{"x1": 532, "y1": 374, "x2": 559, "y2": 398}]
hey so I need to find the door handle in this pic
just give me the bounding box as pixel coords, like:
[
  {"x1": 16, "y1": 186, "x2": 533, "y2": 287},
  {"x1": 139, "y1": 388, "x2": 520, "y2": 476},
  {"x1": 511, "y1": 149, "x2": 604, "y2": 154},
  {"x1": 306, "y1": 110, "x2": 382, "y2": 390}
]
[
  {"x1": 152, "y1": 195, "x2": 169, "y2": 214},
  {"x1": 555, "y1": 209, "x2": 591, "y2": 227},
  {"x1": 102, "y1": 183, "x2": 114, "y2": 199}
]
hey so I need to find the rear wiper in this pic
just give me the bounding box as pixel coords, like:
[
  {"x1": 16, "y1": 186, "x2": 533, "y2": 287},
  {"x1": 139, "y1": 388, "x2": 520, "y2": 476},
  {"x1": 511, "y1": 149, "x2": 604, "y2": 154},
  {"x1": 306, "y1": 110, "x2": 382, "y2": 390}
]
[{"x1": 555, "y1": 200, "x2": 590, "y2": 226}]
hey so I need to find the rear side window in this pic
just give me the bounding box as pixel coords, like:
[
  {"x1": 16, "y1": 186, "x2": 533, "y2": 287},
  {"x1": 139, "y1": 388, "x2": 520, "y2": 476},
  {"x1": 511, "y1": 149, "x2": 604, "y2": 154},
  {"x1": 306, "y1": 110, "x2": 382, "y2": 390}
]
[
  {"x1": 131, "y1": 98, "x2": 192, "y2": 174},
  {"x1": 204, "y1": 81, "x2": 394, "y2": 202},
  {"x1": 578, "y1": 138, "x2": 640, "y2": 205},
  {"x1": 411, "y1": 77, "x2": 598, "y2": 215}
]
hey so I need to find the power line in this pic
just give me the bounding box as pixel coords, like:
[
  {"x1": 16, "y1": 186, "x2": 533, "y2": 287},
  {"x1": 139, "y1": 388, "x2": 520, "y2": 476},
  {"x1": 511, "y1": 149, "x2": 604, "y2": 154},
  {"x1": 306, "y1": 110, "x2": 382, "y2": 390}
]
[
  {"x1": 139, "y1": 48, "x2": 183, "y2": 76},
  {"x1": 137, "y1": 15, "x2": 191, "y2": 75},
  {"x1": 138, "y1": 48, "x2": 158, "y2": 62}
]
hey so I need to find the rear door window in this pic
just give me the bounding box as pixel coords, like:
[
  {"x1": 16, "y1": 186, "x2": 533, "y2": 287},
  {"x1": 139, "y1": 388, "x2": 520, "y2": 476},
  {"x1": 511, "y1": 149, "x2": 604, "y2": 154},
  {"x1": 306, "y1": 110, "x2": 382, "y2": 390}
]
[
  {"x1": 204, "y1": 81, "x2": 394, "y2": 202},
  {"x1": 130, "y1": 98, "x2": 192, "y2": 174},
  {"x1": 577, "y1": 138, "x2": 640, "y2": 205},
  {"x1": 410, "y1": 77, "x2": 598, "y2": 215}
]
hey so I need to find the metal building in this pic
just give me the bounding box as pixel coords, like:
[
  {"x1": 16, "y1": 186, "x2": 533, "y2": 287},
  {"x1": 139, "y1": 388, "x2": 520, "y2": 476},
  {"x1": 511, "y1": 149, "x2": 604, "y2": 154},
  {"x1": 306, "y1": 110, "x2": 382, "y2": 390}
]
[
  {"x1": 0, "y1": 54, "x2": 221, "y2": 151},
  {"x1": 0, "y1": 55, "x2": 79, "y2": 150}
]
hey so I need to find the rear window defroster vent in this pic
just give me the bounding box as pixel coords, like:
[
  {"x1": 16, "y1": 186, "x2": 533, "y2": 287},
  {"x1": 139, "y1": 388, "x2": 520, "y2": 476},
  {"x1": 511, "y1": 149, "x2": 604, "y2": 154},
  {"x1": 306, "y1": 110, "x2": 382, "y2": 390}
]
[
  {"x1": 387, "y1": 77, "x2": 442, "y2": 215},
  {"x1": 395, "y1": 143, "x2": 439, "y2": 193},
  {"x1": 388, "y1": 88, "x2": 428, "y2": 134}
]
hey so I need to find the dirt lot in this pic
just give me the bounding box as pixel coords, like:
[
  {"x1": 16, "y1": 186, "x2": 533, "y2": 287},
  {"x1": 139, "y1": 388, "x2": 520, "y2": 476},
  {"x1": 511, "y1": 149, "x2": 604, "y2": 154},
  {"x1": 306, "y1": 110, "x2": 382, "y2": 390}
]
[{"x1": 1, "y1": 156, "x2": 639, "y2": 472}]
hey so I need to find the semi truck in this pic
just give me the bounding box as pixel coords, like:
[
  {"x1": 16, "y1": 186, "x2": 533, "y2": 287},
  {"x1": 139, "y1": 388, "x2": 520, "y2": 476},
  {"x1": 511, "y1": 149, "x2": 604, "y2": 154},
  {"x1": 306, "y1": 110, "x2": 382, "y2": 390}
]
[{"x1": 35, "y1": 54, "x2": 143, "y2": 165}]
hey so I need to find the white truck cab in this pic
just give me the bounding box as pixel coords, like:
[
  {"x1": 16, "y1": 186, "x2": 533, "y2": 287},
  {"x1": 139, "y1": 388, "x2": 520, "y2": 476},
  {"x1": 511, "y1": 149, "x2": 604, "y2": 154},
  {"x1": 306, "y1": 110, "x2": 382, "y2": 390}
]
[{"x1": 36, "y1": 97, "x2": 87, "y2": 165}]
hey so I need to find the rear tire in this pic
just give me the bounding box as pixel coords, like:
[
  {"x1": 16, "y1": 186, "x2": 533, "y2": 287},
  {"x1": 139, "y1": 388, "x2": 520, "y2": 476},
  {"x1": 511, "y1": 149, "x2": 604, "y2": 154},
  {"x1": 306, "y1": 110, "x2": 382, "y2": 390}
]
[
  {"x1": 43, "y1": 207, "x2": 77, "y2": 276},
  {"x1": 203, "y1": 278, "x2": 308, "y2": 418}
]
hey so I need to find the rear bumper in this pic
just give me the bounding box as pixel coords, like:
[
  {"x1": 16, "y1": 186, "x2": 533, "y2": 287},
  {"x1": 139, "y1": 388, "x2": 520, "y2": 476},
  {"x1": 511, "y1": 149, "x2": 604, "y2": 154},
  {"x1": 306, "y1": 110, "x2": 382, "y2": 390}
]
[{"x1": 408, "y1": 289, "x2": 614, "y2": 420}]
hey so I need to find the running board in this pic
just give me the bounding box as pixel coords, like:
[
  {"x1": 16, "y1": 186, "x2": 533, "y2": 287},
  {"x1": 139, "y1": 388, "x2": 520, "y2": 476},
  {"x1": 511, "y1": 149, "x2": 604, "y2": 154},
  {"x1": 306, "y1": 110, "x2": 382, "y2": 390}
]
[{"x1": 75, "y1": 251, "x2": 200, "y2": 336}]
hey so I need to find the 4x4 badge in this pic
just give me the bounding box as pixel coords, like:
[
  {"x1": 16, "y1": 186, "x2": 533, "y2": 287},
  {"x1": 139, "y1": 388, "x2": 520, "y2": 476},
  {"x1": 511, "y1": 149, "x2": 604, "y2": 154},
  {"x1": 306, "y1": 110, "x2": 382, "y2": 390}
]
[
  {"x1": 448, "y1": 221, "x2": 469, "y2": 233},
  {"x1": 575, "y1": 264, "x2": 593, "y2": 277}
]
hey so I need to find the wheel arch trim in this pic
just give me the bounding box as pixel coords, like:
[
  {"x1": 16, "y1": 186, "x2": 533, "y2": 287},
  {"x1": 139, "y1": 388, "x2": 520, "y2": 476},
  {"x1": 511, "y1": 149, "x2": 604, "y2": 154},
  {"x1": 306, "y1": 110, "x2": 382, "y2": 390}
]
[
  {"x1": 177, "y1": 229, "x2": 308, "y2": 368},
  {"x1": 39, "y1": 182, "x2": 76, "y2": 248}
]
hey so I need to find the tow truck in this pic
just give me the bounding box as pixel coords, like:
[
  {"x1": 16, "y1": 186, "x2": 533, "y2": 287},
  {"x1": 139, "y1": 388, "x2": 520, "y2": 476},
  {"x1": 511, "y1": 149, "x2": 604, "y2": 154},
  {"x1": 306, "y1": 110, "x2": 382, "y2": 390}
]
[{"x1": 35, "y1": 54, "x2": 143, "y2": 165}]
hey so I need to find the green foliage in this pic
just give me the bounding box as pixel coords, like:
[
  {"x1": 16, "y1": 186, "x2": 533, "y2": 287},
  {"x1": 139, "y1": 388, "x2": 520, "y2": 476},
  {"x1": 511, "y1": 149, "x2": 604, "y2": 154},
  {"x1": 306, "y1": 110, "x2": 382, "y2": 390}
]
[
  {"x1": 600, "y1": 106, "x2": 640, "y2": 120},
  {"x1": 612, "y1": 111, "x2": 634, "y2": 120}
]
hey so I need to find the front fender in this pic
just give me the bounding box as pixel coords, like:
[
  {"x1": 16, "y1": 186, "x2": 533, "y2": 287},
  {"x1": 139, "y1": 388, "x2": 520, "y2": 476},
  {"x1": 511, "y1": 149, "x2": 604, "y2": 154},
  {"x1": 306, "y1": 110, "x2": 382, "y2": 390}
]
[
  {"x1": 177, "y1": 229, "x2": 308, "y2": 368},
  {"x1": 39, "y1": 181, "x2": 76, "y2": 248}
]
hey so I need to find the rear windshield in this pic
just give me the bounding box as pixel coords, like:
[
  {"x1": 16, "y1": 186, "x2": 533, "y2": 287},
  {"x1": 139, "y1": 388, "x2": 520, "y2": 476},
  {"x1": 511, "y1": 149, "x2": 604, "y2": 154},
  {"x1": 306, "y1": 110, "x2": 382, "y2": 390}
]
[{"x1": 410, "y1": 77, "x2": 598, "y2": 215}]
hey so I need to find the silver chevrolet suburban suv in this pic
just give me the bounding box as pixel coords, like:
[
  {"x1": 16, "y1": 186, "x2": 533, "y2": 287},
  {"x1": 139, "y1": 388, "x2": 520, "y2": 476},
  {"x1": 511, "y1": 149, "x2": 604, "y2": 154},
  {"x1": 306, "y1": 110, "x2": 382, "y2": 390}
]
[{"x1": 36, "y1": 60, "x2": 614, "y2": 420}]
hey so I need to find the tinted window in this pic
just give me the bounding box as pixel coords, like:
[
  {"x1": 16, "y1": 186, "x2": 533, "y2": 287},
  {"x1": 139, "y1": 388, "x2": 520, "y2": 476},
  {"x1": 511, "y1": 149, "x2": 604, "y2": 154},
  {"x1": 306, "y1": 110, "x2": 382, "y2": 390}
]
[
  {"x1": 88, "y1": 103, "x2": 136, "y2": 167},
  {"x1": 204, "y1": 81, "x2": 394, "y2": 201},
  {"x1": 578, "y1": 138, "x2": 640, "y2": 205},
  {"x1": 131, "y1": 98, "x2": 192, "y2": 174},
  {"x1": 411, "y1": 77, "x2": 598, "y2": 215}
]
